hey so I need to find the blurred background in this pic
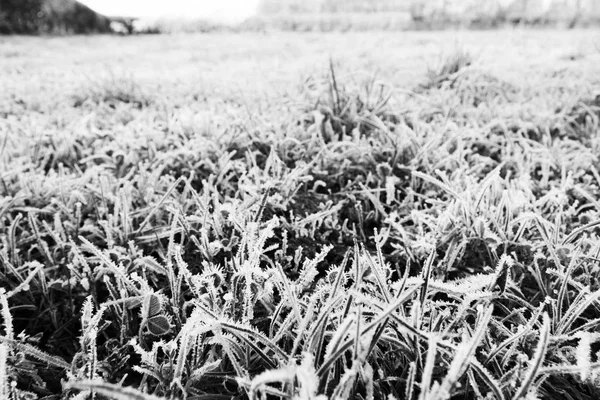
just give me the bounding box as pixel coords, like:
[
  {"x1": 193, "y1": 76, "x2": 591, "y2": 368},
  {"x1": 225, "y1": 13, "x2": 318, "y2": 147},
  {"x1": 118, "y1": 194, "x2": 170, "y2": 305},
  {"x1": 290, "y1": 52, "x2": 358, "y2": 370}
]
[{"x1": 1, "y1": 0, "x2": 600, "y2": 35}]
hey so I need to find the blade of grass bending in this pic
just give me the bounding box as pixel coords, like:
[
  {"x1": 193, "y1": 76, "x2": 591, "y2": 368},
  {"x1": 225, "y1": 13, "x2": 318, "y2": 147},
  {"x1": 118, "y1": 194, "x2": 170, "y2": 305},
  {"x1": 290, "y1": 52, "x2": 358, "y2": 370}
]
[
  {"x1": 7, "y1": 213, "x2": 22, "y2": 266},
  {"x1": 539, "y1": 361, "x2": 600, "y2": 375},
  {"x1": 318, "y1": 286, "x2": 425, "y2": 378},
  {"x1": 342, "y1": 293, "x2": 355, "y2": 321},
  {"x1": 329, "y1": 57, "x2": 342, "y2": 116},
  {"x1": 419, "y1": 250, "x2": 435, "y2": 307},
  {"x1": 431, "y1": 305, "x2": 494, "y2": 400},
  {"x1": 565, "y1": 316, "x2": 600, "y2": 337},
  {"x1": 412, "y1": 170, "x2": 463, "y2": 201},
  {"x1": 330, "y1": 367, "x2": 359, "y2": 400},
  {"x1": 358, "y1": 182, "x2": 388, "y2": 217},
  {"x1": 134, "y1": 176, "x2": 185, "y2": 236},
  {"x1": 290, "y1": 295, "x2": 318, "y2": 358},
  {"x1": 269, "y1": 300, "x2": 290, "y2": 339},
  {"x1": 358, "y1": 286, "x2": 426, "y2": 341},
  {"x1": 405, "y1": 361, "x2": 417, "y2": 400},
  {"x1": 365, "y1": 265, "x2": 422, "y2": 360},
  {"x1": 511, "y1": 313, "x2": 550, "y2": 400},
  {"x1": 308, "y1": 258, "x2": 350, "y2": 361},
  {"x1": 353, "y1": 306, "x2": 362, "y2": 361},
  {"x1": 214, "y1": 332, "x2": 247, "y2": 380},
  {"x1": 306, "y1": 294, "x2": 343, "y2": 348},
  {"x1": 249, "y1": 374, "x2": 292, "y2": 400},
  {"x1": 313, "y1": 317, "x2": 330, "y2": 369},
  {"x1": 558, "y1": 290, "x2": 600, "y2": 335},
  {"x1": 484, "y1": 302, "x2": 545, "y2": 365},
  {"x1": 470, "y1": 359, "x2": 505, "y2": 400},
  {"x1": 332, "y1": 250, "x2": 351, "y2": 298},
  {"x1": 556, "y1": 251, "x2": 581, "y2": 322},
  {"x1": 230, "y1": 331, "x2": 278, "y2": 370},
  {"x1": 562, "y1": 219, "x2": 600, "y2": 246},
  {"x1": 467, "y1": 369, "x2": 484, "y2": 399},
  {"x1": 28, "y1": 212, "x2": 54, "y2": 265},
  {"x1": 0, "y1": 337, "x2": 70, "y2": 370},
  {"x1": 474, "y1": 163, "x2": 504, "y2": 211},
  {"x1": 119, "y1": 188, "x2": 129, "y2": 240},
  {"x1": 365, "y1": 321, "x2": 391, "y2": 368},
  {"x1": 323, "y1": 315, "x2": 355, "y2": 362},
  {"x1": 79, "y1": 236, "x2": 138, "y2": 293},
  {"x1": 397, "y1": 258, "x2": 412, "y2": 306},
  {"x1": 364, "y1": 250, "x2": 392, "y2": 304},
  {"x1": 418, "y1": 336, "x2": 438, "y2": 400},
  {"x1": 6, "y1": 261, "x2": 43, "y2": 298},
  {"x1": 132, "y1": 366, "x2": 163, "y2": 384},
  {"x1": 67, "y1": 380, "x2": 166, "y2": 400},
  {"x1": 173, "y1": 323, "x2": 199, "y2": 390},
  {"x1": 532, "y1": 217, "x2": 561, "y2": 268},
  {"x1": 220, "y1": 321, "x2": 288, "y2": 362},
  {"x1": 275, "y1": 262, "x2": 302, "y2": 326}
]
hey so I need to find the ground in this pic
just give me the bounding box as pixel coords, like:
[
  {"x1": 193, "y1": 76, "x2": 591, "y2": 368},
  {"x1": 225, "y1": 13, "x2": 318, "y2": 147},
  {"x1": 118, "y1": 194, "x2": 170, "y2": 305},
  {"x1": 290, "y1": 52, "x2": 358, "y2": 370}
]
[
  {"x1": 1, "y1": 29, "x2": 600, "y2": 400},
  {"x1": 2, "y1": 30, "x2": 599, "y2": 109}
]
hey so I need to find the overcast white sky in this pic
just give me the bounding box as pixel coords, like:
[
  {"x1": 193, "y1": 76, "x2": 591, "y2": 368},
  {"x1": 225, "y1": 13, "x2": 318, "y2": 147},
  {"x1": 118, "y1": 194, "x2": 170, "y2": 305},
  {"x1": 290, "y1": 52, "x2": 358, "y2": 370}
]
[{"x1": 79, "y1": 0, "x2": 261, "y2": 22}]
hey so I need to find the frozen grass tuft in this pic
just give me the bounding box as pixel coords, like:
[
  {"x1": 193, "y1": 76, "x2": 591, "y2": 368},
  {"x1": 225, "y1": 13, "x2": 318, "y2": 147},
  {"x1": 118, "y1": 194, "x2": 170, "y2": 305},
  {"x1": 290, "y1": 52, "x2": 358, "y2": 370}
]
[{"x1": 72, "y1": 72, "x2": 154, "y2": 109}]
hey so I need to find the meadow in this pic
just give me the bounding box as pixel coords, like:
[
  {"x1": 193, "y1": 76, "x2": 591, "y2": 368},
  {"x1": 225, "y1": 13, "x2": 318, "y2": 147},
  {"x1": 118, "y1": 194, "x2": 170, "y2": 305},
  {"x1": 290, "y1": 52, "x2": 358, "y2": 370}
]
[{"x1": 1, "y1": 29, "x2": 600, "y2": 399}]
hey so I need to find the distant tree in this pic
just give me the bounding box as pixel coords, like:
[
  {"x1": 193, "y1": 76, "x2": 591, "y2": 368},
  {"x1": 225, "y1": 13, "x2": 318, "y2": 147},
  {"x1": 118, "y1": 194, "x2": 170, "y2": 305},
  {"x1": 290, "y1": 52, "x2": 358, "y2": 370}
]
[
  {"x1": 0, "y1": 0, "x2": 44, "y2": 33},
  {"x1": 110, "y1": 17, "x2": 136, "y2": 35},
  {"x1": 0, "y1": 0, "x2": 110, "y2": 34}
]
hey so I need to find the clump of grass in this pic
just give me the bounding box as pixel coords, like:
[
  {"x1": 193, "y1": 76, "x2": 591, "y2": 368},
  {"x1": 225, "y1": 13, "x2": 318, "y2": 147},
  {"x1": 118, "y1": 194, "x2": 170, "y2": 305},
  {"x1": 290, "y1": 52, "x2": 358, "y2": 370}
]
[
  {"x1": 565, "y1": 93, "x2": 600, "y2": 141},
  {"x1": 299, "y1": 59, "x2": 398, "y2": 143},
  {"x1": 72, "y1": 72, "x2": 154, "y2": 109},
  {"x1": 422, "y1": 49, "x2": 475, "y2": 90}
]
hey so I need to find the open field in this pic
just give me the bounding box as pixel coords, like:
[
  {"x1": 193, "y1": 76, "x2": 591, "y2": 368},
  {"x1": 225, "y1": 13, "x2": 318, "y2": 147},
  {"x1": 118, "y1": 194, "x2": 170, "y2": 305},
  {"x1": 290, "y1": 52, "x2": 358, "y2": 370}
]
[
  {"x1": 3, "y1": 30, "x2": 600, "y2": 109},
  {"x1": 1, "y1": 29, "x2": 600, "y2": 399}
]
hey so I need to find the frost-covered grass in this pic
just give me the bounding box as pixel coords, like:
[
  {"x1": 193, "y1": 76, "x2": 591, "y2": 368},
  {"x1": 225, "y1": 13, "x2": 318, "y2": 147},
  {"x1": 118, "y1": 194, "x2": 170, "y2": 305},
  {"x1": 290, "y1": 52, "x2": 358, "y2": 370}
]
[{"x1": 1, "y1": 30, "x2": 600, "y2": 399}]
